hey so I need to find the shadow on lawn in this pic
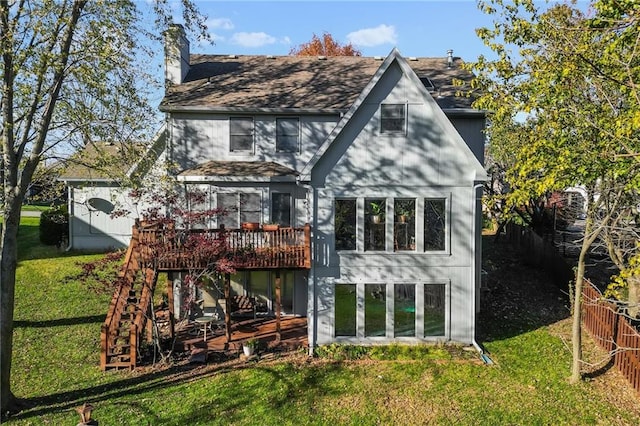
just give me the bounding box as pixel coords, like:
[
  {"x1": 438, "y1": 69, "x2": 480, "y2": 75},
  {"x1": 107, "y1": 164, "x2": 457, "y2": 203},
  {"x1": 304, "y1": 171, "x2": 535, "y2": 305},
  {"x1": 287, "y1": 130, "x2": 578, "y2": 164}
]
[
  {"x1": 11, "y1": 355, "x2": 340, "y2": 423},
  {"x1": 14, "y1": 315, "x2": 105, "y2": 328},
  {"x1": 476, "y1": 236, "x2": 571, "y2": 343}
]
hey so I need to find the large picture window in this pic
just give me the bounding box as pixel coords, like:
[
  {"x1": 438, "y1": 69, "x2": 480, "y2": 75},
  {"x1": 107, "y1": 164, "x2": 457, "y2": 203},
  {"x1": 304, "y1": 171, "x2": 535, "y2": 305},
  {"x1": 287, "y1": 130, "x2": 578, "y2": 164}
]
[
  {"x1": 424, "y1": 199, "x2": 446, "y2": 251},
  {"x1": 335, "y1": 284, "x2": 356, "y2": 337},
  {"x1": 380, "y1": 104, "x2": 405, "y2": 133},
  {"x1": 230, "y1": 117, "x2": 254, "y2": 152},
  {"x1": 394, "y1": 199, "x2": 415, "y2": 251},
  {"x1": 365, "y1": 284, "x2": 386, "y2": 337},
  {"x1": 335, "y1": 199, "x2": 356, "y2": 250},
  {"x1": 424, "y1": 284, "x2": 445, "y2": 336},
  {"x1": 365, "y1": 198, "x2": 385, "y2": 251},
  {"x1": 394, "y1": 284, "x2": 415, "y2": 337},
  {"x1": 276, "y1": 117, "x2": 300, "y2": 152}
]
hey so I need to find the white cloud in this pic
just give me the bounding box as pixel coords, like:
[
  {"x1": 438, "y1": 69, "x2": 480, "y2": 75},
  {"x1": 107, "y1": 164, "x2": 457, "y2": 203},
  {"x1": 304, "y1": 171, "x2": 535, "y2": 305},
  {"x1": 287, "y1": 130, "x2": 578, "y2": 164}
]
[
  {"x1": 281, "y1": 36, "x2": 291, "y2": 45},
  {"x1": 210, "y1": 32, "x2": 226, "y2": 43},
  {"x1": 347, "y1": 24, "x2": 397, "y2": 47},
  {"x1": 207, "y1": 18, "x2": 234, "y2": 31},
  {"x1": 230, "y1": 32, "x2": 277, "y2": 48}
]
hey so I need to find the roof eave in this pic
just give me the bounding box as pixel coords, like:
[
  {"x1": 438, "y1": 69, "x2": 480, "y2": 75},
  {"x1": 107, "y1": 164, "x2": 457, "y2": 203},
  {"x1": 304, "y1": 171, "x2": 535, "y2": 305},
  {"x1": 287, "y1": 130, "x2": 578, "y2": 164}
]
[
  {"x1": 159, "y1": 105, "x2": 345, "y2": 115},
  {"x1": 176, "y1": 174, "x2": 297, "y2": 183}
]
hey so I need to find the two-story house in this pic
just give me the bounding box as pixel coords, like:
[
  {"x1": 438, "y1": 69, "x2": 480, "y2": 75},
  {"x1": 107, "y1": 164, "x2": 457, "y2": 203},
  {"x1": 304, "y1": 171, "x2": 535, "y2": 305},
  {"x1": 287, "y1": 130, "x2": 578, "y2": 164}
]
[{"x1": 64, "y1": 24, "x2": 487, "y2": 359}]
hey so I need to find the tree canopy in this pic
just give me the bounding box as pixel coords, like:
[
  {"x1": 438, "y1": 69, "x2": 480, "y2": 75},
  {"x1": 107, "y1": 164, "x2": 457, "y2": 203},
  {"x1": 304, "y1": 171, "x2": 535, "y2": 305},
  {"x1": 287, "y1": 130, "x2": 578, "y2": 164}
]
[
  {"x1": 289, "y1": 32, "x2": 362, "y2": 56},
  {"x1": 471, "y1": 0, "x2": 639, "y2": 383},
  {"x1": 0, "y1": 0, "x2": 207, "y2": 416}
]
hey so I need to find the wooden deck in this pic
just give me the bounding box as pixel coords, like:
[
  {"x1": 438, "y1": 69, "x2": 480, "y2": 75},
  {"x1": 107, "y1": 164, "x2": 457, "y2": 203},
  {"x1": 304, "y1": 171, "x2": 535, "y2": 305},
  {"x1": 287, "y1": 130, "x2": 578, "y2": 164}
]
[
  {"x1": 136, "y1": 223, "x2": 312, "y2": 271},
  {"x1": 176, "y1": 316, "x2": 308, "y2": 361}
]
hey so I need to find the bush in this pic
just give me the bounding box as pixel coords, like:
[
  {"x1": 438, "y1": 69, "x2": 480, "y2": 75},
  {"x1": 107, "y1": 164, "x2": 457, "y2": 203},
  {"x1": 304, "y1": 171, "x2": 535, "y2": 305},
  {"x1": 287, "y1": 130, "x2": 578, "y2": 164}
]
[{"x1": 39, "y1": 206, "x2": 69, "y2": 246}]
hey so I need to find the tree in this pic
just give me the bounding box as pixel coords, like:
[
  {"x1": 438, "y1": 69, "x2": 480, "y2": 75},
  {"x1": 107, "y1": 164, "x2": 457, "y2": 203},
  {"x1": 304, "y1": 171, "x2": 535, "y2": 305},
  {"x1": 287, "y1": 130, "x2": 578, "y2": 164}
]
[
  {"x1": 0, "y1": 0, "x2": 207, "y2": 416},
  {"x1": 290, "y1": 32, "x2": 362, "y2": 56},
  {"x1": 471, "y1": 0, "x2": 640, "y2": 384}
]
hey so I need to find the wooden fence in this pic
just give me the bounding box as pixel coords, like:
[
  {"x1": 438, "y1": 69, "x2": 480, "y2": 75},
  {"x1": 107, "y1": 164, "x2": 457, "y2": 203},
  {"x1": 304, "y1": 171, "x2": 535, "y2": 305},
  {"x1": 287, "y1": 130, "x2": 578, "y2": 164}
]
[{"x1": 582, "y1": 281, "x2": 640, "y2": 394}]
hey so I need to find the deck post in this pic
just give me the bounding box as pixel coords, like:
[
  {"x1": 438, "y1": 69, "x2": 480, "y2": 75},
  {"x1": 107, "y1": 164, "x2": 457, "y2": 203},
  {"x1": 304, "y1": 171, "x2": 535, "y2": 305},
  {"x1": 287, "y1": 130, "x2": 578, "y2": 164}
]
[
  {"x1": 275, "y1": 270, "x2": 281, "y2": 343},
  {"x1": 224, "y1": 273, "x2": 231, "y2": 343}
]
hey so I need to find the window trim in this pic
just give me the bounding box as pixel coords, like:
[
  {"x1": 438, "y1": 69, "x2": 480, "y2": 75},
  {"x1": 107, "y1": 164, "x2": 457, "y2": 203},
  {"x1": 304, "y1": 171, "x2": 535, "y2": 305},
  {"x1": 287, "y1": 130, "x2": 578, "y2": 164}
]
[
  {"x1": 380, "y1": 103, "x2": 406, "y2": 134},
  {"x1": 229, "y1": 116, "x2": 255, "y2": 153},
  {"x1": 276, "y1": 117, "x2": 300, "y2": 153}
]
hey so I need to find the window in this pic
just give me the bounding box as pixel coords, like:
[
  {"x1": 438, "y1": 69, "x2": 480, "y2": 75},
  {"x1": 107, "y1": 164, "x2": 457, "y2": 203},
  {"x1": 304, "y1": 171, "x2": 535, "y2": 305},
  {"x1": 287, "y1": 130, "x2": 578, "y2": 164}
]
[
  {"x1": 271, "y1": 193, "x2": 291, "y2": 227},
  {"x1": 217, "y1": 192, "x2": 261, "y2": 228},
  {"x1": 335, "y1": 284, "x2": 356, "y2": 337},
  {"x1": 276, "y1": 117, "x2": 300, "y2": 152},
  {"x1": 380, "y1": 104, "x2": 405, "y2": 133},
  {"x1": 365, "y1": 198, "x2": 385, "y2": 251},
  {"x1": 424, "y1": 199, "x2": 446, "y2": 251},
  {"x1": 394, "y1": 199, "x2": 415, "y2": 251},
  {"x1": 395, "y1": 284, "x2": 415, "y2": 337},
  {"x1": 335, "y1": 199, "x2": 356, "y2": 250},
  {"x1": 186, "y1": 186, "x2": 210, "y2": 229},
  {"x1": 365, "y1": 284, "x2": 386, "y2": 337},
  {"x1": 424, "y1": 284, "x2": 445, "y2": 336},
  {"x1": 230, "y1": 117, "x2": 254, "y2": 152}
]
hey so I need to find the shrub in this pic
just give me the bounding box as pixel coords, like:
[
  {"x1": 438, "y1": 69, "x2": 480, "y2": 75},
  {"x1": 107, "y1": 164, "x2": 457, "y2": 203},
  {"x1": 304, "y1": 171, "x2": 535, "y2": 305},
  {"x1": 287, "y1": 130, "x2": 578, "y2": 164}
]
[{"x1": 39, "y1": 205, "x2": 69, "y2": 246}]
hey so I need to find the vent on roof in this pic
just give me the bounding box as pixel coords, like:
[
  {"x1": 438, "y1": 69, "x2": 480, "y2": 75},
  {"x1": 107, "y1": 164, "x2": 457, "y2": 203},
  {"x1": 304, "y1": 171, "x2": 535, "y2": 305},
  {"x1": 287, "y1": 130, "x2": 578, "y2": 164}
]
[
  {"x1": 266, "y1": 55, "x2": 276, "y2": 59},
  {"x1": 374, "y1": 56, "x2": 383, "y2": 61},
  {"x1": 317, "y1": 55, "x2": 327, "y2": 60},
  {"x1": 419, "y1": 77, "x2": 436, "y2": 92},
  {"x1": 408, "y1": 57, "x2": 418, "y2": 61},
  {"x1": 228, "y1": 54, "x2": 238, "y2": 59}
]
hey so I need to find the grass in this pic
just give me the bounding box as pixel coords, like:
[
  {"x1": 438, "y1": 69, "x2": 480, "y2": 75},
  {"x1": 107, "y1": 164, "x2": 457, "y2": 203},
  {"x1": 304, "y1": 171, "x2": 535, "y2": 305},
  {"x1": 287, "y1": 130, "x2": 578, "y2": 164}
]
[{"x1": 4, "y1": 220, "x2": 640, "y2": 425}]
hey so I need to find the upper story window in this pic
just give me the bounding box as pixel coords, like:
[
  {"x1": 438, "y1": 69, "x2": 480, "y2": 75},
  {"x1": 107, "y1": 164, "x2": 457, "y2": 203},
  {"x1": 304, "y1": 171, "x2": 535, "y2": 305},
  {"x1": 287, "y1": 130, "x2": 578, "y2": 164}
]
[
  {"x1": 424, "y1": 198, "x2": 446, "y2": 251},
  {"x1": 271, "y1": 192, "x2": 292, "y2": 227},
  {"x1": 230, "y1": 117, "x2": 254, "y2": 152},
  {"x1": 217, "y1": 192, "x2": 261, "y2": 228},
  {"x1": 335, "y1": 199, "x2": 356, "y2": 251},
  {"x1": 380, "y1": 104, "x2": 405, "y2": 134},
  {"x1": 276, "y1": 117, "x2": 300, "y2": 153}
]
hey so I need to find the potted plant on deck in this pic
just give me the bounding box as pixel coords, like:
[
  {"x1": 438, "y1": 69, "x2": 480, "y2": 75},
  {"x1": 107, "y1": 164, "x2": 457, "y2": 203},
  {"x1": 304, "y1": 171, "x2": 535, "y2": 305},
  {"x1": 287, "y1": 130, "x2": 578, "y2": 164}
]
[{"x1": 242, "y1": 336, "x2": 259, "y2": 356}]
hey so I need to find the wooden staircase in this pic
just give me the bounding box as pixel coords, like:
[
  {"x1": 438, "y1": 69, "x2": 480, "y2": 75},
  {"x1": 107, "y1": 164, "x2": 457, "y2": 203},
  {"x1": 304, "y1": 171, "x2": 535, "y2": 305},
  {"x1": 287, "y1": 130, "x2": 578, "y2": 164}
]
[{"x1": 100, "y1": 225, "x2": 157, "y2": 370}]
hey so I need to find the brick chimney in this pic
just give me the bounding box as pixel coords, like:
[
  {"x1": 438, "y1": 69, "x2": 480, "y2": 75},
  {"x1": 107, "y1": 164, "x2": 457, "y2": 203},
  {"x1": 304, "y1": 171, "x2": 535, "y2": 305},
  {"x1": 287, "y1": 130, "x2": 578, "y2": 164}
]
[{"x1": 164, "y1": 24, "x2": 190, "y2": 86}]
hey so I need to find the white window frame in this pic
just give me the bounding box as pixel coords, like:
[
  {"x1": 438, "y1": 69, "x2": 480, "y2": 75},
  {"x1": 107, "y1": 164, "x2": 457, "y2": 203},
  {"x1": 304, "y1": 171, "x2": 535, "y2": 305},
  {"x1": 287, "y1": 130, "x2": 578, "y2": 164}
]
[
  {"x1": 276, "y1": 117, "x2": 300, "y2": 153},
  {"x1": 229, "y1": 117, "x2": 254, "y2": 153},
  {"x1": 380, "y1": 104, "x2": 406, "y2": 134}
]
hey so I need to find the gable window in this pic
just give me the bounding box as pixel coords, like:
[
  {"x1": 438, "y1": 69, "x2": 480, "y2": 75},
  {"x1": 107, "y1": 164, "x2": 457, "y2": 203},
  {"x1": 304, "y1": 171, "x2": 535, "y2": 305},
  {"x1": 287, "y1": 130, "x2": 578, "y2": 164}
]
[
  {"x1": 217, "y1": 192, "x2": 261, "y2": 228},
  {"x1": 380, "y1": 104, "x2": 405, "y2": 133},
  {"x1": 230, "y1": 117, "x2": 254, "y2": 152},
  {"x1": 335, "y1": 199, "x2": 356, "y2": 251},
  {"x1": 276, "y1": 117, "x2": 300, "y2": 152},
  {"x1": 424, "y1": 199, "x2": 446, "y2": 251},
  {"x1": 271, "y1": 192, "x2": 292, "y2": 227}
]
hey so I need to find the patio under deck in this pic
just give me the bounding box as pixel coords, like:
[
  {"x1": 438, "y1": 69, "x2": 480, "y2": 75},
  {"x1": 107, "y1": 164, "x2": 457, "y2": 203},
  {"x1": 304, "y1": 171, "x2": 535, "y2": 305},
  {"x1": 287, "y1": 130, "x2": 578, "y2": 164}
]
[{"x1": 176, "y1": 316, "x2": 308, "y2": 360}]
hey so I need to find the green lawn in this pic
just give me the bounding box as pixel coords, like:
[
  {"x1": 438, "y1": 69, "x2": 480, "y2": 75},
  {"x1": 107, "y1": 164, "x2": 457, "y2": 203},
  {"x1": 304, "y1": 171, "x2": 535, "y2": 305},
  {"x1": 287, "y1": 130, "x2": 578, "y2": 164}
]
[{"x1": 5, "y1": 219, "x2": 640, "y2": 425}]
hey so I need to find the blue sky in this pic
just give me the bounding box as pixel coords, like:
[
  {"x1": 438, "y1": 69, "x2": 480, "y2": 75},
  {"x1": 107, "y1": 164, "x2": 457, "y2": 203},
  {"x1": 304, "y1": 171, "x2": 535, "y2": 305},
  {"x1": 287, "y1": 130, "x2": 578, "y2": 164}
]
[{"x1": 185, "y1": 1, "x2": 501, "y2": 61}]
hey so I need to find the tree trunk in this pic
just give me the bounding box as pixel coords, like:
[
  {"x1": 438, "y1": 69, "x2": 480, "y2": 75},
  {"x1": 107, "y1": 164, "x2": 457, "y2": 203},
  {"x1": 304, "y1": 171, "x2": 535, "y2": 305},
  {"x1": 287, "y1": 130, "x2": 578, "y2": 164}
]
[
  {"x1": 1, "y1": 196, "x2": 22, "y2": 414},
  {"x1": 628, "y1": 276, "x2": 640, "y2": 319}
]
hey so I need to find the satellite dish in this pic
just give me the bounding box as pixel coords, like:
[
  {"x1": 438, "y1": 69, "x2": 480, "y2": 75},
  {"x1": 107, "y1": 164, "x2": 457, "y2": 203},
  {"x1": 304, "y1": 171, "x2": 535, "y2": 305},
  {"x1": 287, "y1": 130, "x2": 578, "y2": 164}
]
[{"x1": 86, "y1": 197, "x2": 114, "y2": 214}]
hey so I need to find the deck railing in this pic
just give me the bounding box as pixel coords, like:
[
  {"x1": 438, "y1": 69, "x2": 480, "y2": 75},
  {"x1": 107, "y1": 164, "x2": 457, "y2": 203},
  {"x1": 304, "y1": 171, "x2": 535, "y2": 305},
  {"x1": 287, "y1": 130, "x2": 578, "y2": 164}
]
[{"x1": 135, "y1": 223, "x2": 312, "y2": 271}]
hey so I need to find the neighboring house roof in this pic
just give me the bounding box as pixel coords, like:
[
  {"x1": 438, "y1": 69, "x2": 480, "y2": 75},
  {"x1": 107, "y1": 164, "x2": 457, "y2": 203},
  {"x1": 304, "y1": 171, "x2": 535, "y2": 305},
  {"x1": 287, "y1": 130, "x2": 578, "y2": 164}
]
[
  {"x1": 177, "y1": 161, "x2": 298, "y2": 182},
  {"x1": 160, "y1": 52, "x2": 477, "y2": 112},
  {"x1": 59, "y1": 126, "x2": 167, "y2": 183}
]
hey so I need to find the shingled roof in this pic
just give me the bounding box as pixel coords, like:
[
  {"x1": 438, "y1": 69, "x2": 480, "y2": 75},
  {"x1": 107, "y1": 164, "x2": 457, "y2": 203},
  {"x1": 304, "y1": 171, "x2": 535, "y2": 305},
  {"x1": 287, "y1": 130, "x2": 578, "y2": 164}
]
[
  {"x1": 160, "y1": 54, "x2": 477, "y2": 112},
  {"x1": 59, "y1": 141, "x2": 146, "y2": 181}
]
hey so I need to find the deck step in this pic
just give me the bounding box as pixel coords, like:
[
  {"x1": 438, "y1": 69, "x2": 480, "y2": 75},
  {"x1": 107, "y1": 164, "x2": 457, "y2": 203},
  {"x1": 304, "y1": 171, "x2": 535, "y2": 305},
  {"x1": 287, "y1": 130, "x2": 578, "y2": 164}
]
[{"x1": 104, "y1": 361, "x2": 132, "y2": 369}]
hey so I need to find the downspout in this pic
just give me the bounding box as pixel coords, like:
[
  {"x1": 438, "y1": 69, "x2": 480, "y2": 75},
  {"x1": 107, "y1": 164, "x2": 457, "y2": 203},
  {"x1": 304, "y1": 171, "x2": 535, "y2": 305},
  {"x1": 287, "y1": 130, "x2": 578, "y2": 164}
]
[
  {"x1": 65, "y1": 185, "x2": 74, "y2": 251},
  {"x1": 471, "y1": 182, "x2": 493, "y2": 364},
  {"x1": 297, "y1": 176, "x2": 316, "y2": 356}
]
